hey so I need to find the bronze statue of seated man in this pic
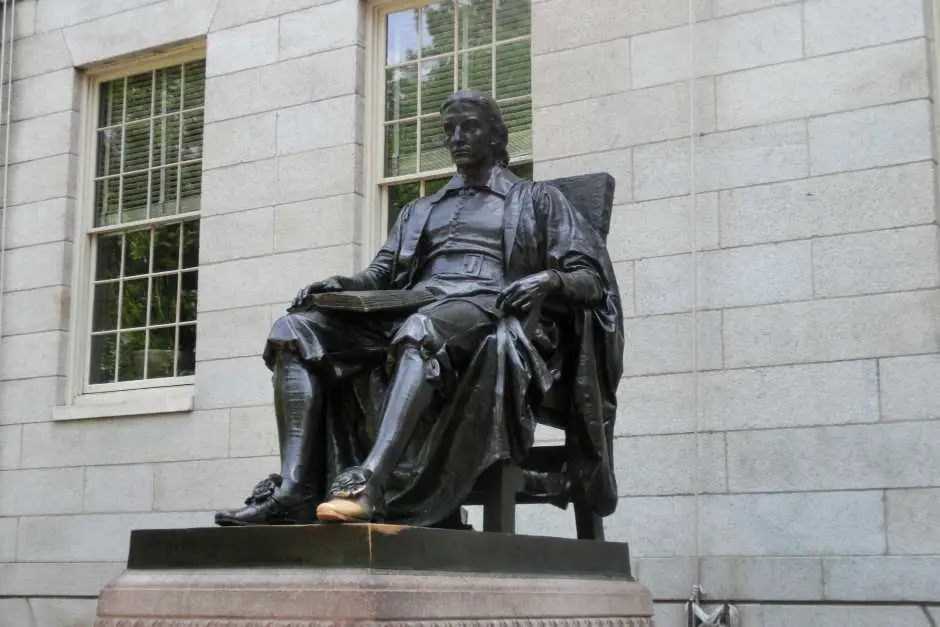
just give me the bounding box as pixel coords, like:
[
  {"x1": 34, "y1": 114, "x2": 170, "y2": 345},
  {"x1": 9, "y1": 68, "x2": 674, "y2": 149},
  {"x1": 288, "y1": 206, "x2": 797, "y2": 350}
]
[{"x1": 215, "y1": 91, "x2": 623, "y2": 527}]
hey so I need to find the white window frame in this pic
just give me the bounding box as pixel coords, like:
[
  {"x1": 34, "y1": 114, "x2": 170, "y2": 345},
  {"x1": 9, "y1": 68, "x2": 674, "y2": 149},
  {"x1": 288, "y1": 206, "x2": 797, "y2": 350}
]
[
  {"x1": 58, "y1": 43, "x2": 206, "y2": 419},
  {"x1": 363, "y1": 0, "x2": 533, "y2": 260}
]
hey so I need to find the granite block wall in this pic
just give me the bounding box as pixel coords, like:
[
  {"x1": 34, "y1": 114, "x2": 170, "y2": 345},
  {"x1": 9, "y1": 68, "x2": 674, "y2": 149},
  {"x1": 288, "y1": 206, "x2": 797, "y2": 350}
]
[{"x1": 0, "y1": 0, "x2": 938, "y2": 625}]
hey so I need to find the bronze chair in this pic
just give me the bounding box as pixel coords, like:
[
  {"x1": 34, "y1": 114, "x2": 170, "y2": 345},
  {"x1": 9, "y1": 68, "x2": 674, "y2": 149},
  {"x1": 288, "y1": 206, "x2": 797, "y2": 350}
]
[{"x1": 463, "y1": 172, "x2": 617, "y2": 540}]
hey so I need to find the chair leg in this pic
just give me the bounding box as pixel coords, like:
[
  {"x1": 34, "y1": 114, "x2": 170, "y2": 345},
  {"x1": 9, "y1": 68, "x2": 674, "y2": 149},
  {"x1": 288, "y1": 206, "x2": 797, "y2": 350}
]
[
  {"x1": 574, "y1": 500, "x2": 605, "y2": 540},
  {"x1": 482, "y1": 461, "x2": 518, "y2": 534}
]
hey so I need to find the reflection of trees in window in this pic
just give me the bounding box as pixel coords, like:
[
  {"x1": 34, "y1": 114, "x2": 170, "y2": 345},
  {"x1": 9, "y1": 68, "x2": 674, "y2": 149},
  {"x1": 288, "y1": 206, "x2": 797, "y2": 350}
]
[{"x1": 384, "y1": 1, "x2": 532, "y2": 179}]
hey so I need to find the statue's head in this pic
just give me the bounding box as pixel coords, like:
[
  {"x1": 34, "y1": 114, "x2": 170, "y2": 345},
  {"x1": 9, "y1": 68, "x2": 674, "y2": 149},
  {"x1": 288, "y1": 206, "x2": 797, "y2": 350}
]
[{"x1": 440, "y1": 91, "x2": 510, "y2": 170}]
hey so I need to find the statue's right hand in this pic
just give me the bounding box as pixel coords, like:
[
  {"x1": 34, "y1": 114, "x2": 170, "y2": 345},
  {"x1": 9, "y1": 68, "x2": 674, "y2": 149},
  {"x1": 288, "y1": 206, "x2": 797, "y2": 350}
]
[{"x1": 292, "y1": 276, "x2": 344, "y2": 309}]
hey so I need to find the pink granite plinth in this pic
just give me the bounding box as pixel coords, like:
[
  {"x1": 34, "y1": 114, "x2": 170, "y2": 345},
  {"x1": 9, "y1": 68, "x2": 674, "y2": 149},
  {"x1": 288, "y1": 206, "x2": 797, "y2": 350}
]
[
  {"x1": 95, "y1": 567, "x2": 654, "y2": 626},
  {"x1": 94, "y1": 524, "x2": 654, "y2": 626}
]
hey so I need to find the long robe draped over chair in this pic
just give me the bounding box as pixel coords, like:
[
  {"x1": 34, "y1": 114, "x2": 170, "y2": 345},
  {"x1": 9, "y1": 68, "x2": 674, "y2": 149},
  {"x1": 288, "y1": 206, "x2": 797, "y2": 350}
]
[{"x1": 311, "y1": 170, "x2": 624, "y2": 528}]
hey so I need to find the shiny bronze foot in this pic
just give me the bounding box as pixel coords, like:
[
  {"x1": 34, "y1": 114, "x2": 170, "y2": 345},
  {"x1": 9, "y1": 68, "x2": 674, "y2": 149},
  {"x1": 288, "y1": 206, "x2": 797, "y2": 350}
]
[
  {"x1": 316, "y1": 467, "x2": 384, "y2": 523},
  {"x1": 215, "y1": 498, "x2": 310, "y2": 526}
]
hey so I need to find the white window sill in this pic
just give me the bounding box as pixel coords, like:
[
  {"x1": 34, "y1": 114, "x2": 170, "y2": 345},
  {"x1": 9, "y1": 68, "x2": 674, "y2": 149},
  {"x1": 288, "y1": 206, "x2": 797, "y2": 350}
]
[{"x1": 53, "y1": 386, "x2": 195, "y2": 421}]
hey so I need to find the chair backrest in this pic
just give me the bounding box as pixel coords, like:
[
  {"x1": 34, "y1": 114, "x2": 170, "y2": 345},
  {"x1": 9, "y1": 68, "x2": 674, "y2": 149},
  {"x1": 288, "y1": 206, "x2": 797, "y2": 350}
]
[{"x1": 544, "y1": 172, "x2": 616, "y2": 239}]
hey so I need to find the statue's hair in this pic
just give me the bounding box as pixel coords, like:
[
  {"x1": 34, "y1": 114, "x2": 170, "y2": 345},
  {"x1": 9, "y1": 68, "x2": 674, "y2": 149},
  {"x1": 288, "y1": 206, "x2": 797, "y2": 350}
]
[{"x1": 440, "y1": 91, "x2": 510, "y2": 167}]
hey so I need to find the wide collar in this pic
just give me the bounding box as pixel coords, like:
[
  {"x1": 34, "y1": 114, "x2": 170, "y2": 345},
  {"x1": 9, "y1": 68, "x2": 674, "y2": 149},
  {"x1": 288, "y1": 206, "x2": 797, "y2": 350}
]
[{"x1": 427, "y1": 166, "x2": 521, "y2": 203}]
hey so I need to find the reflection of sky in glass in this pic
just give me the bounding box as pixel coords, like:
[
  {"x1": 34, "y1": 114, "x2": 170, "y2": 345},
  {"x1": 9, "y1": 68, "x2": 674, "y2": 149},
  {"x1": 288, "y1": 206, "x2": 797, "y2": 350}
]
[{"x1": 387, "y1": 10, "x2": 419, "y2": 65}]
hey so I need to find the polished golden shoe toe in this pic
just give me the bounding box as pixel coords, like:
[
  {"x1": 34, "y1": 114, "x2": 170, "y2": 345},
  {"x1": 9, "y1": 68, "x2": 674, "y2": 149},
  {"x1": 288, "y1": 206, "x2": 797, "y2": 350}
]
[{"x1": 316, "y1": 495, "x2": 373, "y2": 522}]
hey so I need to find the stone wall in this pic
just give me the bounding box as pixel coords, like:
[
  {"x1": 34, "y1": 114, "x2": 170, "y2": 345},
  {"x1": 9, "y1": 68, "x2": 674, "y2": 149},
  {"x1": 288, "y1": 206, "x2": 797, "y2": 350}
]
[{"x1": 0, "y1": 0, "x2": 938, "y2": 625}]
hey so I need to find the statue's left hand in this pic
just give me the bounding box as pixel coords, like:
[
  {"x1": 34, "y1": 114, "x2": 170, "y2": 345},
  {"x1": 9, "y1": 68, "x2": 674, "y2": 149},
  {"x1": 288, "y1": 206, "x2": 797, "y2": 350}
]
[{"x1": 496, "y1": 271, "x2": 562, "y2": 313}]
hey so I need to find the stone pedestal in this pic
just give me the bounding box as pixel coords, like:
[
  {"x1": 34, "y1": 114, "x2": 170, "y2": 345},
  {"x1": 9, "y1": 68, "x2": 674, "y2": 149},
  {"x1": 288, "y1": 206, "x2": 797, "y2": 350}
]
[{"x1": 94, "y1": 524, "x2": 655, "y2": 626}]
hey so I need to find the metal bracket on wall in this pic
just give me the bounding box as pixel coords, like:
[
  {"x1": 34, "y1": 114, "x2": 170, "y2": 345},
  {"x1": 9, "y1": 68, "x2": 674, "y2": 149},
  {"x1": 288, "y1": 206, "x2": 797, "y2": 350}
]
[{"x1": 687, "y1": 586, "x2": 741, "y2": 627}]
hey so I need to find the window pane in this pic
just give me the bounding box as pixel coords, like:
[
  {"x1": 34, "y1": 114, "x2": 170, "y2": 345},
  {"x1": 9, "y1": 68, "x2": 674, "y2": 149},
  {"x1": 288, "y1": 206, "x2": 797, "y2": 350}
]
[
  {"x1": 496, "y1": 0, "x2": 531, "y2": 40},
  {"x1": 95, "y1": 233, "x2": 122, "y2": 280},
  {"x1": 422, "y1": 3, "x2": 455, "y2": 57},
  {"x1": 123, "y1": 120, "x2": 151, "y2": 172},
  {"x1": 419, "y1": 116, "x2": 449, "y2": 171},
  {"x1": 150, "y1": 165, "x2": 180, "y2": 218},
  {"x1": 458, "y1": 0, "x2": 493, "y2": 49},
  {"x1": 121, "y1": 171, "x2": 149, "y2": 223},
  {"x1": 509, "y1": 162, "x2": 533, "y2": 181},
  {"x1": 150, "y1": 274, "x2": 178, "y2": 325},
  {"x1": 99, "y1": 80, "x2": 125, "y2": 128},
  {"x1": 155, "y1": 65, "x2": 183, "y2": 115},
  {"x1": 182, "y1": 220, "x2": 199, "y2": 268},
  {"x1": 95, "y1": 177, "x2": 120, "y2": 226},
  {"x1": 121, "y1": 278, "x2": 149, "y2": 329},
  {"x1": 125, "y1": 71, "x2": 153, "y2": 121},
  {"x1": 385, "y1": 121, "x2": 418, "y2": 177},
  {"x1": 458, "y1": 48, "x2": 491, "y2": 92},
  {"x1": 92, "y1": 282, "x2": 120, "y2": 332},
  {"x1": 421, "y1": 55, "x2": 454, "y2": 115},
  {"x1": 387, "y1": 8, "x2": 420, "y2": 65},
  {"x1": 147, "y1": 327, "x2": 176, "y2": 378},
  {"x1": 387, "y1": 181, "x2": 420, "y2": 230},
  {"x1": 386, "y1": 65, "x2": 419, "y2": 121},
  {"x1": 96, "y1": 127, "x2": 122, "y2": 177},
  {"x1": 425, "y1": 176, "x2": 450, "y2": 196},
  {"x1": 124, "y1": 229, "x2": 151, "y2": 277},
  {"x1": 500, "y1": 98, "x2": 532, "y2": 159},
  {"x1": 181, "y1": 110, "x2": 204, "y2": 162},
  {"x1": 117, "y1": 330, "x2": 146, "y2": 381},
  {"x1": 152, "y1": 113, "x2": 181, "y2": 167},
  {"x1": 89, "y1": 334, "x2": 117, "y2": 384},
  {"x1": 153, "y1": 223, "x2": 181, "y2": 272},
  {"x1": 180, "y1": 271, "x2": 198, "y2": 322},
  {"x1": 182, "y1": 60, "x2": 206, "y2": 109},
  {"x1": 178, "y1": 324, "x2": 197, "y2": 376},
  {"x1": 495, "y1": 42, "x2": 530, "y2": 100},
  {"x1": 179, "y1": 162, "x2": 202, "y2": 213}
]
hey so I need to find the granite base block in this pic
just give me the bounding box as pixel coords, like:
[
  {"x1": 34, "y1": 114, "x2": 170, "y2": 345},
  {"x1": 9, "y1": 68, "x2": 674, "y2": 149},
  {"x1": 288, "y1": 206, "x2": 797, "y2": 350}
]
[{"x1": 94, "y1": 525, "x2": 655, "y2": 626}]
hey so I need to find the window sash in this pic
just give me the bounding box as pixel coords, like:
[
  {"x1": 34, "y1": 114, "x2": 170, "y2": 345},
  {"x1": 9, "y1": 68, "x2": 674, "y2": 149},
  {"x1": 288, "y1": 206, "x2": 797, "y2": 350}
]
[{"x1": 77, "y1": 54, "x2": 205, "y2": 394}]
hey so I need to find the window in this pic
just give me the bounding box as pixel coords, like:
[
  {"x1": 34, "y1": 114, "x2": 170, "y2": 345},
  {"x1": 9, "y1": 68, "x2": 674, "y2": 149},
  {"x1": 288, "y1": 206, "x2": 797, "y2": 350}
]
[
  {"x1": 82, "y1": 57, "x2": 205, "y2": 391},
  {"x1": 377, "y1": 0, "x2": 534, "y2": 229}
]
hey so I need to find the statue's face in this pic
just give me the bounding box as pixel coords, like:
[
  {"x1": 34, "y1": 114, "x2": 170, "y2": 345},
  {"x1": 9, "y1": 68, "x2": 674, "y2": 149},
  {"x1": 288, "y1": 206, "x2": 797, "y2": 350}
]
[{"x1": 442, "y1": 102, "x2": 494, "y2": 169}]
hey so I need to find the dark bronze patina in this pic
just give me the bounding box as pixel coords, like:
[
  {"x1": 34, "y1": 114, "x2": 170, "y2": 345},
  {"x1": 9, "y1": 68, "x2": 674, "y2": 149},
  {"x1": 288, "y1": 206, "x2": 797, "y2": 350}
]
[{"x1": 215, "y1": 91, "x2": 624, "y2": 528}]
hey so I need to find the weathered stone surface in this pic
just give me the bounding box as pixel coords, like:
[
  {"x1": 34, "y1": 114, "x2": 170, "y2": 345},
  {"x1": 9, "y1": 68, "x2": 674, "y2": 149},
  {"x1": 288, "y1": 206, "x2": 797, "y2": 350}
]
[
  {"x1": 632, "y1": 5, "x2": 802, "y2": 88},
  {"x1": 0, "y1": 562, "x2": 124, "y2": 596},
  {"x1": 200, "y1": 207, "x2": 276, "y2": 264},
  {"x1": 62, "y1": 0, "x2": 217, "y2": 66},
  {"x1": 623, "y1": 310, "x2": 723, "y2": 376},
  {"x1": 727, "y1": 421, "x2": 940, "y2": 492},
  {"x1": 197, "y1": 306, "x2": 275, "y2": 361},
  {"x1": 535, "y1": 79, "x2": 715, "y2": 160},
  {"x1": 206, "y1": 18, "x2": 279, "y2": 77},
  {"x1": 19, "y1": 411, "x2": 229, "y2": 468},
  {"x1": 607, "y1": 193, "x2": 719, "y2": 262},
  {"x1": 0, "y1": 424, "x2": 22, "y2": 469},
  {"x1": 0, "y1": 467, "x2": 84, "y2": 515},
  {"x1": 719, "y1": 162, "x2": 936, "y2": 247},
  {"x1": 195, "y1": 357, "x2": 273, "y2": 409},
  {"x1": 887, "y1": 488, "x2": 940, "y2": 554},
  {"x1": 274, "y1": 194, "x2": 359, "y2": 252},
  {"x1": 701, "y1": 557, "x2": 824, "y2": 601},
  {"x1": 0, "y1": 331, "x2": 65, "y2": 380},
  {"x1": 0, "y1": 377, "x2": 63, "y2": 425},
  {"x1": 2, "y1": 241, "x2": 70, "y2": 292},
  {"x1": 723, "y1": 290, "x2": 940, "y2": 368},
  {"x1": 823, "y1": 556, "x2": 940, "y2": 602},
  {"x1": 153, "y1": 457, "x2": 276, "y2": 510},
  {"x1": 813, "y1": 226, "x2": 940, "y2": 298},
  {"x1": 804, "y1": 0, "x2": 925, "y2": 56},
  {"x1": 533, "y1": 39, "x2": 630, "y2": 107},
  {"x1": 717, "y1": 40, "x2": 928, "y2": 130},
  {"x1": 8, "y1": 155, "x2": 75, "y2": 206},
  {"x1": 9, "y1": 111, "x2": 75, "y2": 164},
  {"x1": 737, "y1": 604, "x2": 930, "y2": 627},
  {"x1": 202, "y1": 158, "x2": 278, "y2": 216},
  {"x1": 809, "y1": 100, "x2": 933, "y2": 175},
  {"x1": 84, "y1": 464, "x2": 155, "y2": 513},
  {"x1": 16, "y1": 511, "x2": 213, "y2": 562},
  {"x1": 634, "y1": 120, "x2": 808, "y2": 200},
  {"x1": 614, "y1": 433, "x2": 726, "y2": 496},
  {"x1": 229, "y1": 405, "x2": 279, "y2": 457},
  {"x1": 202, "y1": 112, "x2": 278, "y2": 170},
  {"x1": 205, "y1": 48, "x2": 360, "y2": 122},
  {"x1": 11, "y1": 69, "x2": 77, "y2": 122},
  {"x1": 2, "y1": 197, "x2": 73, "y2": 250},
  {"x1": 700, "y1": 491, "x2": 886, "y2": 556},
  {"x1": 634, "y1": 240, "x2": 813, "y2": 315},
  {"x1": 0, "y1": 286, "x2": 69, "y2": 336},
  {"x1": 535, "y1": 148, "x2": 632, "y2": 206},
  {"x1": 276, "y1": 95, "x2": 361, "y2": 155},
  {"x1": 279, "y1": 0, "x2": 362, "y2": 59},
  {"x1": 606, "y1": 495, "x2": 696, "y2": 557},
  {"x1": 880, "y1": 354, "x2": 940, "y2": 421}
]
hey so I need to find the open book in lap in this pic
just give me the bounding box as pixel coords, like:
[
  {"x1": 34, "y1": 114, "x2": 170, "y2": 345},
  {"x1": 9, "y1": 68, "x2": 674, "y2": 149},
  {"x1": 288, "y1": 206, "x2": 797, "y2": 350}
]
[{"x1": 290, "y1": 290, "x2": 438, "y2": 314}]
